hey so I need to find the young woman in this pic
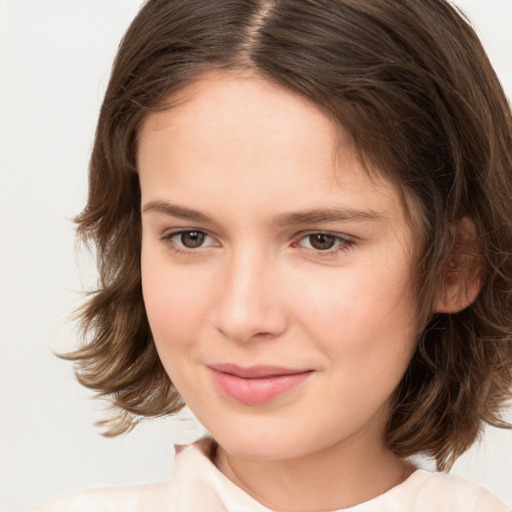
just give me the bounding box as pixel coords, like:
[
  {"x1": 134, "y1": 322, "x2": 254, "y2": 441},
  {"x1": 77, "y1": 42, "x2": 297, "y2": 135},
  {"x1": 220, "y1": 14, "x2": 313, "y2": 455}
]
[{"x1": 35, "y1": 0, "x2": 512, "y2": 510}]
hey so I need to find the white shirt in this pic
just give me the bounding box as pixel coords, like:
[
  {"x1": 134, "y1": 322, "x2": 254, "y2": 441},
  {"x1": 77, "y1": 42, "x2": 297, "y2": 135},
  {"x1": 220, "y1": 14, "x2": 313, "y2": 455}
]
[{"x1": 34, "y1": 438, "x2": 510, "y2": 512}]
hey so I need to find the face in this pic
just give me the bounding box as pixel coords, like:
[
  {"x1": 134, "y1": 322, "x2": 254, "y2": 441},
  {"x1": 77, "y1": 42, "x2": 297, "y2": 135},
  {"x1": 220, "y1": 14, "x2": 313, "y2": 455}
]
[{"x1": 139, "y1": 71, "x2": 419, "y2": 462}]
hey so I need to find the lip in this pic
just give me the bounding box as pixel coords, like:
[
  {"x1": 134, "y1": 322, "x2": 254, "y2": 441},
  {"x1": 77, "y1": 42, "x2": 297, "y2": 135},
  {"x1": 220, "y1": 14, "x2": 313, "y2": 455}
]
[{"x1": 208, "y1": 364, "x2": 313, "y2": 405}]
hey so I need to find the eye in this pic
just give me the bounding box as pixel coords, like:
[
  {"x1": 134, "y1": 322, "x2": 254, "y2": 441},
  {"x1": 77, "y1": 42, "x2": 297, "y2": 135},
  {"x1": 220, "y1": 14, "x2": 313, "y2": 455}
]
[
  {"x1": 178, "y1": 230, "x2": 206, "y2": 248},
  {"x1": 162, "y1": 229, "x2": 215, "y2": 250},
  {"x1": 306, "y1": 233, "x2": 337, "y2": 251},
  {"x1": 296, "y1": 232, "x2": 354, "y2": 253}
]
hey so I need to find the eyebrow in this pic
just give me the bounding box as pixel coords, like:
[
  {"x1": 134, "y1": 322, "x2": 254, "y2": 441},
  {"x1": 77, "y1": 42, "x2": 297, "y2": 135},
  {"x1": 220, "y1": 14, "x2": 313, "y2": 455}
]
[
  {"x1": 272, "y1": 207, "x2": 385, "y2": 226},
  {"x1": 142, "y1": 200, "x2": 212, "y2": 223},
  {"x1": 142, "y1": 200, "x2": 385, "y2": 226}
]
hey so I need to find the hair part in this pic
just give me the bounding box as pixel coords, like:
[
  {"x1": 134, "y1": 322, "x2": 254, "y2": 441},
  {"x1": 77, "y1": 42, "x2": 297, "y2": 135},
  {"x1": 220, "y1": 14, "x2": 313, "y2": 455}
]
[{"x1": 66, "y1": 0, "x2": 512, "y2": 470}]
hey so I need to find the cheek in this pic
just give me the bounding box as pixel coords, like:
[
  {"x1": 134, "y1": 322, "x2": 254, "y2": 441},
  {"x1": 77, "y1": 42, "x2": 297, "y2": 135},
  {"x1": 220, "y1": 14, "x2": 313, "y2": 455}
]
[
  {"x1": 295, "y1": 258, "x2": 418, "y2": 375},
  {"x1": 141, "y1": 252, "x2": 211, "y2": 359},
  {"x1": 297, "y1": 262, "x2": 414, "y2": 334},
  {"x1": 141, "y1": 266, "x2": 215, "y2": 408}
]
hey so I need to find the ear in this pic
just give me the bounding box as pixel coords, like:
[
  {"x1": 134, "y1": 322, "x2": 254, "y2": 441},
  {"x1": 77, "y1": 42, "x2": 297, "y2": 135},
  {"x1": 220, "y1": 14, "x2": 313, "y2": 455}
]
[{"x1": 433, "y1": 217, "x2": 484, "y2": 314}]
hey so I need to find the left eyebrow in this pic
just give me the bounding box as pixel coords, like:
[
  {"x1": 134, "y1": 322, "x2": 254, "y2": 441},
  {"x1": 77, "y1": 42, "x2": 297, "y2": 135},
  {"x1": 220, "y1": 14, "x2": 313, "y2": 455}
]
[{"x1": 272, "y1": 207, "x2": 386, "y2": 227}]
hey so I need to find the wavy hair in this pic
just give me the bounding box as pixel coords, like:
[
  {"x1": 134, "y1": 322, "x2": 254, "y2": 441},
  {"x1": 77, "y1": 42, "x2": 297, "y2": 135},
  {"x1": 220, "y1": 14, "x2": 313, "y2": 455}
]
[{"x1": 67, "y1": 0, "x2": 512, "y2": 470}]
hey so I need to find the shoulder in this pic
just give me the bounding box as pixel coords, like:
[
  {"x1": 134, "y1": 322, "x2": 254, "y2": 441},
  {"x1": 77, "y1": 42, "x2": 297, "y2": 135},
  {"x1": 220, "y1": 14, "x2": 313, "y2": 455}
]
[
  {"x1": 32, "y1": 481, "x2": 173, "y2": 512},
  {"x1": 403, "y1": 469, "x2": 510, "y2": 512},
  {"x1": 32, "y1": 438, "x2": 268, "y2": 512},
  {"x1": 30, "y1": 442, "x2": 202, "y2": 512}
]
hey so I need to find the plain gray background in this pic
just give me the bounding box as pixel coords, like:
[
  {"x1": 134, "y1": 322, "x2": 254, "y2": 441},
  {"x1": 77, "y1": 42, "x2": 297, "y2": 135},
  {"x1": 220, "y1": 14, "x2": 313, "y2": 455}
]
[{"x1": 1, "y1": 1, "x2": 511, "y2": 511}]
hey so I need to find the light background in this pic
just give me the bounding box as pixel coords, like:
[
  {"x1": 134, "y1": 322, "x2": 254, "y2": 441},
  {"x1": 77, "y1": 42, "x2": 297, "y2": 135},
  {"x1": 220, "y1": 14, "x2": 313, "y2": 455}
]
[{"x1": 1, "y1": 1, "x2": 511, "y2": 511}]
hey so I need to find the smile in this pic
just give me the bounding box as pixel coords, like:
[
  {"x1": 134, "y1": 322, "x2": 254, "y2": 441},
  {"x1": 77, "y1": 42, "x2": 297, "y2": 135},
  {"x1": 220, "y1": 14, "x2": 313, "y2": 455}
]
[{"x1": 208, "y1": 364, "x2": 313, "y2": 405}]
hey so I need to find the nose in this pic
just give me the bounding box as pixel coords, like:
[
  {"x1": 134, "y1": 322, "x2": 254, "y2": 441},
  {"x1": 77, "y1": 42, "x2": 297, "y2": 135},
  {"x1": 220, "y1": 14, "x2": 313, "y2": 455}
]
[{"x1": 213, "y1": 249, "x2": 288, "y2": 343}]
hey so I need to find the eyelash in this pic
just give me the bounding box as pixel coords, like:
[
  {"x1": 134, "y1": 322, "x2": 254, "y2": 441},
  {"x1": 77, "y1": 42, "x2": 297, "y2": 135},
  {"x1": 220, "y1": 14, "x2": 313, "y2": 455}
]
[
  {"x1": 293, "y1": 231, "x2": 355, "y2": 256},
  {"x1": 160, "y1": 229, "x2": 355, "y2": 258},
  {"x1": 161, "y1": 229, "x2": 218, "y2": 257}
]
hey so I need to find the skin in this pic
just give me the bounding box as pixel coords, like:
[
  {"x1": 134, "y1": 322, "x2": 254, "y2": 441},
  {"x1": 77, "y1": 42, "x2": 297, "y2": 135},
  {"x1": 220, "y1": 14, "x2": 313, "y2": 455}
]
[{"x1": 138, "y1": 71, "x2": 419, "y2": 511}]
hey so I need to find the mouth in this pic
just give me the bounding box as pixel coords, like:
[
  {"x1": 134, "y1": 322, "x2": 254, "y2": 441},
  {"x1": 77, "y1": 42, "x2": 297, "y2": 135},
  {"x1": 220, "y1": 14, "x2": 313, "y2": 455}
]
[{"x1": 208, "y1": 364, "x2": 314, "y2": 405}]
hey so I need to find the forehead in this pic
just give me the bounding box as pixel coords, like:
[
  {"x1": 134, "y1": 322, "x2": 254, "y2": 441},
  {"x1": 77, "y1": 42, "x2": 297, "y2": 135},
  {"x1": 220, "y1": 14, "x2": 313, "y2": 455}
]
[
  {"x1": 138, "y1": 71, "x2": 413, "y2": 233},
  {"x1": 140, "y1": 70, "x2": 342, "y2": 162}
]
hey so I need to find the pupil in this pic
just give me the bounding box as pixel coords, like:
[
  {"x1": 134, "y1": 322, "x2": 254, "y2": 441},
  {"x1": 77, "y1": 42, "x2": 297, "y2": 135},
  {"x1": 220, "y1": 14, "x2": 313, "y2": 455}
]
[
  {"x1": 310, "y1": 233, "x2": 335, "y2": 250},
  {"x1": 181, "y1": 231, "x2": 204, "y2": 248}
]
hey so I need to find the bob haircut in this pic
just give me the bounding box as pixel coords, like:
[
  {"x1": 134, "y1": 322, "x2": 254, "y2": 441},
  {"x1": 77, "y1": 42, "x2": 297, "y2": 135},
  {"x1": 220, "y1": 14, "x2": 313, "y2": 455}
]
[{"x1": 69, "y1": 0, "x2": 512, "y2": 470}]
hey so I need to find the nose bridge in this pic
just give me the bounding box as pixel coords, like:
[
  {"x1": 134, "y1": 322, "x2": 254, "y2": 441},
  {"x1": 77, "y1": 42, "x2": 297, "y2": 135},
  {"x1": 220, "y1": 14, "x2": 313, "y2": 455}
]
[{"x1": 214, "y1": 244, "x2": 286, "y2": 342}]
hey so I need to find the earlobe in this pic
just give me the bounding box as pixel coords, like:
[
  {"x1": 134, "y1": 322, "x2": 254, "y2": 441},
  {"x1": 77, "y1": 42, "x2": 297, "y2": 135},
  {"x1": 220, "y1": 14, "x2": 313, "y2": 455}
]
[{"x1": 433, "y1": 218, "x2": 484, "y2": 314}]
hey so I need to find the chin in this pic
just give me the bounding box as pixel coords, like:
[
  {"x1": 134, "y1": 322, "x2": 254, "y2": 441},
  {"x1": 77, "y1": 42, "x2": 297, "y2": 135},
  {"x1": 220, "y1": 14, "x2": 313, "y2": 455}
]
[{"x1": 207, "y1": 420, "x2": 319, "y2": 462}]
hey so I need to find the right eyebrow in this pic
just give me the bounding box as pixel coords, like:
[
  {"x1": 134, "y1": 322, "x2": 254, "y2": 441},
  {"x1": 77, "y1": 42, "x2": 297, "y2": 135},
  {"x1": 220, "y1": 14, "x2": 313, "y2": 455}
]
[{"x1": 142, "y1": 200, "x2": 213, "y2": 223}]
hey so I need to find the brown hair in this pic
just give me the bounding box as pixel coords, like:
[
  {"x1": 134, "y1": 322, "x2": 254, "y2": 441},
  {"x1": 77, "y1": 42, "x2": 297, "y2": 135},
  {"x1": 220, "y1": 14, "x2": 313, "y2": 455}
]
[{"x1": 68, "y1": 0, "x2": 512, "y2": 470}]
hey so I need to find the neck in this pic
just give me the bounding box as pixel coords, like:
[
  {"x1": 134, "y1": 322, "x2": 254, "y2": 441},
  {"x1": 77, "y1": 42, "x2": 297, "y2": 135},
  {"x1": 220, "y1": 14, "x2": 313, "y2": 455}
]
[{"x1": 214, "y1": 428, "x2": 415, "y2": 511}]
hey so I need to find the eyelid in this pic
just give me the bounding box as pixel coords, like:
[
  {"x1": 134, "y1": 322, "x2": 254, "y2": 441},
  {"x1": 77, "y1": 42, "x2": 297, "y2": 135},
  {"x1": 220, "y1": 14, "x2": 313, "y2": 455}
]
[
  {"x1": 161, "y1": 227, "x2": 220, "y2": 250},
  {"x1": 293, "y1": 230, "x2": 356, "y2": 254},
  {"x1": 295, "y1": 229, "x2": 355, "y2": 243}
]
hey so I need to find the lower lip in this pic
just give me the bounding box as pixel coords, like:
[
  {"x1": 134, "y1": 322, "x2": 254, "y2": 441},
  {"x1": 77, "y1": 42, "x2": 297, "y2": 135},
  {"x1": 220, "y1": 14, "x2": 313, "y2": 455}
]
[{"x1": 209, "y1": 369, "x2": 312, "y2": 405}]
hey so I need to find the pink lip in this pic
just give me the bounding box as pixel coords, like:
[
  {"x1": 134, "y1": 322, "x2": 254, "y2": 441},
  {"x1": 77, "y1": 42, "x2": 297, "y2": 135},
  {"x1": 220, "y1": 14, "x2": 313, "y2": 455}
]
[{"x1": 208, "y1": 364, "x2": 313, "y2": 405}]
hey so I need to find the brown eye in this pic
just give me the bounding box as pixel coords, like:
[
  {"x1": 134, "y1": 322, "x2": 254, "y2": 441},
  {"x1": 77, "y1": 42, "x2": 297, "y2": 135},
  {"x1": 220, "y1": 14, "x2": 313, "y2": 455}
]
[
  {"x1": 180, "y1": 230, "x2": 205, "y2": 248},
  {"x1": 308, "y1": 233, "x2": 336, "y2": 250}
]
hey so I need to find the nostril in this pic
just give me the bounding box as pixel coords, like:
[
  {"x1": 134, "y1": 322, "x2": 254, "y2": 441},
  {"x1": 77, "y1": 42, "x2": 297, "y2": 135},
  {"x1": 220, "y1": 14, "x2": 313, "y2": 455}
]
[{"x1": 215, "y1": 325, "x2": 276, "y2": 344}]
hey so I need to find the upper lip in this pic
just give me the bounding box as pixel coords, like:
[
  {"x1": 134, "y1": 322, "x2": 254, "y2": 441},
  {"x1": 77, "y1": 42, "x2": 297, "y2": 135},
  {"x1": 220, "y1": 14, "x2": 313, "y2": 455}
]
[{"x1": 209, "y1": 363, "x2": 312, "y2": 379}]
